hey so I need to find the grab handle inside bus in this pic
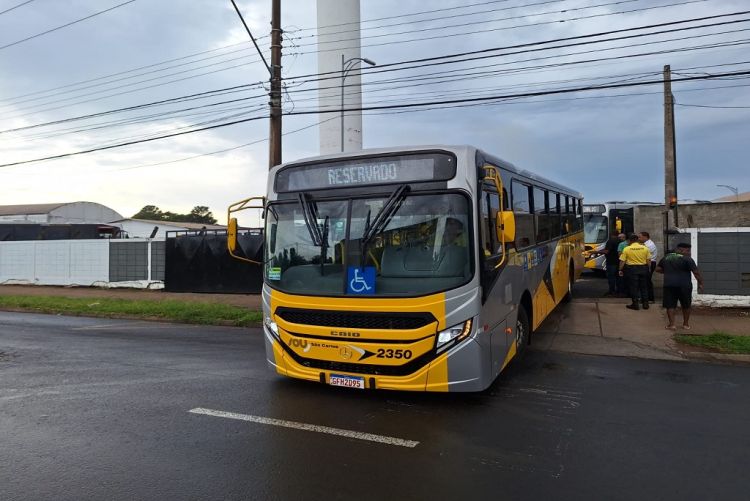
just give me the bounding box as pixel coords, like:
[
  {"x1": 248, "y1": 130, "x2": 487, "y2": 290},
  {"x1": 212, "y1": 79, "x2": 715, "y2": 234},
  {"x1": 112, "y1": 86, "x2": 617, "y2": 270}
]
[
  {"x1": 227, "y1": 196, "x2": 265, "y2": 265},
  {"x1": 483, "y1": 166, "x2": 515, "y2": 269}
]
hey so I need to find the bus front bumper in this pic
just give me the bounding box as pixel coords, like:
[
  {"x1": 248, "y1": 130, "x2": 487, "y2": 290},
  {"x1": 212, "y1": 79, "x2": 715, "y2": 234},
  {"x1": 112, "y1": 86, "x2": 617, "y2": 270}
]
[{"x1": 262, "y1": 327, "x2": 486, "y2": 392}]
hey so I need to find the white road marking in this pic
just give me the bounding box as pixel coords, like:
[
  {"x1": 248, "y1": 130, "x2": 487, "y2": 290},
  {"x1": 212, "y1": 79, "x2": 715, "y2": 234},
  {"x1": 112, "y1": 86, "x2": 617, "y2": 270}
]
[{"x1": 189, "y1": 407, "x2": 419, "y2": 448}]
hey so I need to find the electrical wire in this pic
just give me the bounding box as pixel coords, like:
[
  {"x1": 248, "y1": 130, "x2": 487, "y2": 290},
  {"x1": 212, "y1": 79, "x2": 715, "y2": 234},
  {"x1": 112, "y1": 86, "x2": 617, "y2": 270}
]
[
  {"x1": 0, "y1": 0, "x2": 137, "y2": 51},
  {"x1": 2, "y1": 69, "x2": 749, "y2": 169},
  {"x1": 0, "y1": 0, "x2": 34, "y2": 16}
]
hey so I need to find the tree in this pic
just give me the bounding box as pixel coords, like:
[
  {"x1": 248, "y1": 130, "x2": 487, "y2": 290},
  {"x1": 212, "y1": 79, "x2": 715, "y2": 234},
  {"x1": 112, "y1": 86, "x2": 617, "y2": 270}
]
[
  {"x1": 132, "y1": 205, "x2": 163, "y2": 220},
  {"x1": 189, "y1": 206, "x2": 217, "y2": 224},
  {"x1": 131, "y1": 205, "x2": 217, "y2": 224}
]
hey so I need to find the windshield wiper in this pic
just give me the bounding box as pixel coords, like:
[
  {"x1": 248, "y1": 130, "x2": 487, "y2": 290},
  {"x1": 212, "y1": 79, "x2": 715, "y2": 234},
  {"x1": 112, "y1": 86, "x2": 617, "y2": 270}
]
[
  {"x1": 297, "y1": 192, "x2": 330, "y2": 274},
  {"x1": 360, "y1": 184, "x2": 410, "y2": 266}
]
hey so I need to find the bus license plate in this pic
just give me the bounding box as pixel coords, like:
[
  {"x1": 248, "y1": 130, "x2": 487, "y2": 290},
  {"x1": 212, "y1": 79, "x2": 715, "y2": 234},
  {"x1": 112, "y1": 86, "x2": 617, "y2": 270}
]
[{"x1": 329, "y1": 374, "x2": 365, "y2": 389}]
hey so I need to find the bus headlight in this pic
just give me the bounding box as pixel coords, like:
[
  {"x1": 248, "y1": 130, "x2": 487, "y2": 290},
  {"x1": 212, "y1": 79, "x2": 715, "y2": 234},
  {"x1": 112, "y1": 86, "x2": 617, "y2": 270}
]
[
  {"x1": 264, "y1": 316, "x2": 279, "y2": 337},
  {"x1": 436, "y1": 319, "x2": 473, "y2": 352}
]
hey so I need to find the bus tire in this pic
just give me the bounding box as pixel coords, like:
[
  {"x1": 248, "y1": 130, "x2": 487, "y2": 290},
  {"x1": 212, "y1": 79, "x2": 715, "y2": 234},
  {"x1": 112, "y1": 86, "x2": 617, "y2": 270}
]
[
  {"x1": 562, "y1": 263, "x2": 574, "y2": 303},
  {"x1": 515, "y1": 305, "x2": 530, "y2": 356}
]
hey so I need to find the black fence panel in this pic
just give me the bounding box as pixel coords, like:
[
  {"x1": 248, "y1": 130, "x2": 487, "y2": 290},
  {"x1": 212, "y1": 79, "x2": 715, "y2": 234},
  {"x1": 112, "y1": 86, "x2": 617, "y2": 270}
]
[
  {"x1": 0, "y1": 223, "x2": 121, "y2": 241},
  {"x1": 164, "y1": 229, "x2": 263, "y2": 293}
]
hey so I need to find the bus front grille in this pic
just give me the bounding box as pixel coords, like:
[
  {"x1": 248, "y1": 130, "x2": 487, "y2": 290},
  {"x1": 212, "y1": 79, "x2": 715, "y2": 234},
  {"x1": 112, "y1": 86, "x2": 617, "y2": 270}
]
[{"x1": 275, "y1": 308, "x2": 436, "y2": 330}]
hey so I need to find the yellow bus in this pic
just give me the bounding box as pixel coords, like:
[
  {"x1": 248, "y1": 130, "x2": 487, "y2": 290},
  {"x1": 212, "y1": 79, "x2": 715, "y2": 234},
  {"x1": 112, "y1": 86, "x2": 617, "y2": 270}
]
[{"x1": 228, "y1": 145, "x2": 584, "y2": 392}]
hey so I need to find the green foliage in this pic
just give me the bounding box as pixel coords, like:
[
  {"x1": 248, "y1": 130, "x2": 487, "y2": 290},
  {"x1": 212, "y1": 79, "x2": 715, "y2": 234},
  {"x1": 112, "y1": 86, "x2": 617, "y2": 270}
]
[
  {"x1": 132, "y1": 205, "x2": 217, "y2": 224},
  {"x1": 0, "y1": 296, "x2": 261, "y2": 327},
  {"x1": 675, "y1": 333, "x2": 750, "y2": 354}
]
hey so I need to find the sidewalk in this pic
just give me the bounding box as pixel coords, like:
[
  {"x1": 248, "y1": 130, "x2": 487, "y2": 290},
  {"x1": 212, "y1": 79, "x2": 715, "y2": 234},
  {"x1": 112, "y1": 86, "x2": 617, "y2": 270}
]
[{"x1": 535, "y1": 297, "x2": 750, "y2": 364}]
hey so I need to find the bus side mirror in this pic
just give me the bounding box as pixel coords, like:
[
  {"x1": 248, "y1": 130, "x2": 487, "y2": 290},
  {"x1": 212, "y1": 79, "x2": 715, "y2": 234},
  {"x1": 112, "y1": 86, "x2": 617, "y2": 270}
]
[
  {"x1": 227, "y1": 218, "x2": 239, "y2": 253},
  {"x1": 496, "y1": 211, "x2": 516, "y2": 243}
]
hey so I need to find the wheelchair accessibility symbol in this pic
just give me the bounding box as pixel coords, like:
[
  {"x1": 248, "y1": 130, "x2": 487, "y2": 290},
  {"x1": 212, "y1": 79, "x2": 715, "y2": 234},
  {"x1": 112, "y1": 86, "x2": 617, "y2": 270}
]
[{"x1": 347, "y1": 266, "x2": 376, "y2": 295}]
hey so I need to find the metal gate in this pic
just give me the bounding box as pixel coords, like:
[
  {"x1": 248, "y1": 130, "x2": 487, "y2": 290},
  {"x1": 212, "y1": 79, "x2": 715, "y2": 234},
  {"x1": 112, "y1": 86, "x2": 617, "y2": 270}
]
[{"x1": 164, "y1": 229, "x2": 263, "y2": 293}]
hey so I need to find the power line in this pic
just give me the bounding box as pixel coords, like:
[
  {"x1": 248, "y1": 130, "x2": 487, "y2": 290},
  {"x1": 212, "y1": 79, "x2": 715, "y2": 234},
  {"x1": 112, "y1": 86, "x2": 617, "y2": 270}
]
[
  {"x1": 0, "y1": 84, "x2": 264, "y2": 135},
  {"x1": 300, "y1": 0, "x2": 519, "y2": 31},
  {"x1": 113, "y1": 116, "x2": 338, "y2": 172},
  {"x1": 675, "y1": 102, "x2": 750, "y2": 108},
  {"x1": 4, "y1": 26, "x2": 748, "y2": 139},
  {"x1": 2, "y1": 69, "x2": 749, "y2": 169},
  {"x1": 312, "y1": 0, "x2": 570, "y2": 38},
  {"x1": 229, "y1": 0, "x2": 270, "y2": 74},
  {"x1": 284, "y1": 10, "x2": 750, "y2": 82},
  {"x1": 0, "y1": 40, "x2": 268, "y2": 106},
  {"x1": 305, "y1": 0, "x2": 710, "y2": 55},
  {"x1": 305, "y1": 0, "x2": 640, "y2": 48},
  {"x1": 286, "y1": 26, "x2": 750, "y2": 96},
  {"x1": 0, "y1": 0, "x2": 34, "y2": 16},
  {"x1": 0, "y1": 46, "x2": 264, "y2": 109},
  {"x1": 0, "y1": 0, "x2": 137, "y2": 51}
]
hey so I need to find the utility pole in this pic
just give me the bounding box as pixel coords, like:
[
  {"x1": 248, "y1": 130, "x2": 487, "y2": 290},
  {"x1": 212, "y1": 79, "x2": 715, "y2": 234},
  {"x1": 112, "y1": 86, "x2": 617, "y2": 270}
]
[
  {"x1": 269, "y1": 0, "x2": 282, "y2": 168},
  {"x1": 663, "y1": 64, "x2": 678, "y2": 252}
]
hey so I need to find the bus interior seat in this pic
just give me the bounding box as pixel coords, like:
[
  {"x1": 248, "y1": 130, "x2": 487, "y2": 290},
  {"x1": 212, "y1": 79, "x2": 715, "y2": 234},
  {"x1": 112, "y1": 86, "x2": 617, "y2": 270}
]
[{"x1": 380, "y1": 244, "x2": 467, "y2": 278}]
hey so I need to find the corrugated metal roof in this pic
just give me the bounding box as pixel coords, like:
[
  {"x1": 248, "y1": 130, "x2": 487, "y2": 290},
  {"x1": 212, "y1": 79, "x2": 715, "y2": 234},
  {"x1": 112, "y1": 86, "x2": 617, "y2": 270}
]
[
  {"x1": 0, "y1": 203, "x2": 68, "y2": 216},
  {"x1": 110, "y1": 218, "x2": 226, "y2": 230}
]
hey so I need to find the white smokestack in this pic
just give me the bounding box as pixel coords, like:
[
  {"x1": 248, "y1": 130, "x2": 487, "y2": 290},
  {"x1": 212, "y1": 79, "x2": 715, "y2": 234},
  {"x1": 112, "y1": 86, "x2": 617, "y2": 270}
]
[{"x1": 316, "y1": 0, "x2": 363, "y2": 155}]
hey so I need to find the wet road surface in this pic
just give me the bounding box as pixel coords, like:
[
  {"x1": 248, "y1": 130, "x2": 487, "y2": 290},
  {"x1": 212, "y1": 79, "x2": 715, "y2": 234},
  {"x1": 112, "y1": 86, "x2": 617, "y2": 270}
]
[{"x1": 0, "y1": 311, "x2": 747, "y2": 500}]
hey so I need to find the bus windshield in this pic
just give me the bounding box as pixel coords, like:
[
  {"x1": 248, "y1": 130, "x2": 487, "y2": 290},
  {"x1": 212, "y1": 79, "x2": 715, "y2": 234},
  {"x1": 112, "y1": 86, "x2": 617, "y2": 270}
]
[
  {"x1": 265, "y1": 192, "x2": 471, "y2": 296},
  {"x1": 583, "y1": 214, "x2": 609, "y2": 243}
]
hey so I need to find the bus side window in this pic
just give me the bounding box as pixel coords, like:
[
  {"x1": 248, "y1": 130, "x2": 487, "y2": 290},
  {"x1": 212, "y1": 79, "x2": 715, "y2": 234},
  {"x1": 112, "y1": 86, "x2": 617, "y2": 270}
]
[
  {"x1": 562, "y1": 196, "x2": 570, "y2": 235},
  {"x1": 549, "y1": 192, "x2": 561, "y2": 239},
  {"x1": 511, "y1": 180, "x2": 534, "y2": 249},
  {"x1": 533, "y1": 187, "x2": 549, "y2": 243}
]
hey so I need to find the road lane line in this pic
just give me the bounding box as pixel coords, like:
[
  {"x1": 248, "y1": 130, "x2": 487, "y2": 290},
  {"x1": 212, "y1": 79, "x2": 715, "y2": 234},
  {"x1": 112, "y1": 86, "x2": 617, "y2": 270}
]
[{"x1": 189, "y1": 407, "x2": 419, "y2": 448}]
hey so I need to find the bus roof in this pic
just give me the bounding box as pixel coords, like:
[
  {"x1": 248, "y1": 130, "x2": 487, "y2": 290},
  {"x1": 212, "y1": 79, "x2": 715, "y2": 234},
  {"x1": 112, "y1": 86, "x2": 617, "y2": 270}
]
[{"x1": 273, "y1": 144, "x2": 583, "y2": 198}]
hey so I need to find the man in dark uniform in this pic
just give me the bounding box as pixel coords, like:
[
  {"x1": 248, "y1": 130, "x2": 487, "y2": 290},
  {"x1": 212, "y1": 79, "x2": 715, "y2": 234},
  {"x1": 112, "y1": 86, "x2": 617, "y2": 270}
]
[{"x1": 656, "y1": 242, "x2": 705, "y2": 330}]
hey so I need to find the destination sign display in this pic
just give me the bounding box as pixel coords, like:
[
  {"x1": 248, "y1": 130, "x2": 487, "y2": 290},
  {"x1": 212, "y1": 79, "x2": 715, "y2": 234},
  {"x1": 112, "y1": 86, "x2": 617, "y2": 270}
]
[
  {"x1": 583, "y1": 204, "x2": 606, "y2": 214},
  {"x1": 275, "y1": 153, "x2": 456, "y2": 192}
]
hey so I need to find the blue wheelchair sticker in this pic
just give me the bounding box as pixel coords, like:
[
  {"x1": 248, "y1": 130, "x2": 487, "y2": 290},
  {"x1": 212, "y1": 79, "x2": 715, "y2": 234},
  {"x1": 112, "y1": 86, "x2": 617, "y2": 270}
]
[{"x1": 347, "y1": 266, "x2": 376, "y2": 295}]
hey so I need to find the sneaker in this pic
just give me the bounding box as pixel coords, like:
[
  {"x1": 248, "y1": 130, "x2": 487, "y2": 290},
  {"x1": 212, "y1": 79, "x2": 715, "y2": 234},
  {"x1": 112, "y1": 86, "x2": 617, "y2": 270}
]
[{"x1": 626, "y1": 304, "x2": 640, "y2": 310}]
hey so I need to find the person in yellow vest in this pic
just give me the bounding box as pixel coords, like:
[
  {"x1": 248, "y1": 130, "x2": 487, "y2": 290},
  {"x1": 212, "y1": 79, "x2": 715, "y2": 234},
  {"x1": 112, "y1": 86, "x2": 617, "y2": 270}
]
[{"x1": 618, "y1": 233, "x2": 651, "y2": 310}]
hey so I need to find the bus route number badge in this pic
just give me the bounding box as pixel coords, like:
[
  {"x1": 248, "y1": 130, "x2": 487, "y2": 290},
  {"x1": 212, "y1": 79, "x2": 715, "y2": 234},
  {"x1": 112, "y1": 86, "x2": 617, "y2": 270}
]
[{"x1": 347, "y1": 266, "x2": 376, "y2": 295}]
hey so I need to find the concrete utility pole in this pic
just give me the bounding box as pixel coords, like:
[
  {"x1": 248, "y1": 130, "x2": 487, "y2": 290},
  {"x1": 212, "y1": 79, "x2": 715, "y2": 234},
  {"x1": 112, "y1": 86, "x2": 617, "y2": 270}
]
[
  {"x1": 663, "y1": 64, "x2": 678, "y2": 252},
  {"x1": 269, "y1": 0, "x2": 282, "y2": 168}
]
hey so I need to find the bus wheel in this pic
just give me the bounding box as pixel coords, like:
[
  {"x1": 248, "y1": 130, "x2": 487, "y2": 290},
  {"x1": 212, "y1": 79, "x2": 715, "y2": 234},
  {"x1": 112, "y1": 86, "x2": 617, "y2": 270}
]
[
  {"x1": 515, "y1": 306, "x2": 530, "y2": 356},
  {"x1": 562, "y1": 264, "x2": 574, "y2": 303}
]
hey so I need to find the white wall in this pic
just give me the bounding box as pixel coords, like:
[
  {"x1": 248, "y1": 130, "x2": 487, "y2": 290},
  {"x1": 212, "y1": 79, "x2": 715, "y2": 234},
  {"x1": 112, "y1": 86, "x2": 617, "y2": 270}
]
[
  {"x1": 683, "y1": 227, "x2": 750, "y2": 307},
  {"x1": 0, "y1": 239, "x2": 162, "y2": 288}
]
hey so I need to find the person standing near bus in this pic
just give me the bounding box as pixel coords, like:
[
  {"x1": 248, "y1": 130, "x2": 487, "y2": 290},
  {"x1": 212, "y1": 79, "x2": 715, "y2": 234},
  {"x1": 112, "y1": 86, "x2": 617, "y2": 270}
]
[
  {"x1": 616, "y1": 233, "x2": 627, "y2": 295},
  {"x1": 619, "y1": 234, "x2": 651, "y2": 310},
  {"x1": 639, "y1": 231, "x2": 658, "y2": 303},
  {"x1": 602, "y1": 235, "x2": 621, "y2": 297},
  {"x1": 656, "y1": 242, "x2": 704, "y2": 330}
]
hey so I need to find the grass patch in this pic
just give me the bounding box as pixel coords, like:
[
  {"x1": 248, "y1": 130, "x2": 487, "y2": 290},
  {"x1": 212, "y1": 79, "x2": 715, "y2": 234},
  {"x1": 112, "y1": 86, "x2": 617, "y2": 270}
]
[
  {"x1": 0, "y1": 295, "x2": 262, "y2": 327},
  {"x1": 675, "y1": 332, "x2": 750, "y2": 355}
]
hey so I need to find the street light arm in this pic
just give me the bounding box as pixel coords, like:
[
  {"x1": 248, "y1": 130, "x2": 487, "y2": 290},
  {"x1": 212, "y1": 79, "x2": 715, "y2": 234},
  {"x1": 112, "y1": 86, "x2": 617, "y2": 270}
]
[
  {"x1": 340, "y1": 56, "x2": 377, "y2": 153},
  {"x1": 716, "y1": 184, "x2": 739, "y2": 195}
]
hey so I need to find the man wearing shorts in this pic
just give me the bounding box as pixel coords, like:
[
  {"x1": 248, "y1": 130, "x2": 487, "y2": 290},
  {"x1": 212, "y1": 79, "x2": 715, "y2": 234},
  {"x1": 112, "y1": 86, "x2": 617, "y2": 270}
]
[{"x1": 656, "y1": 242, "x2": 705, "y2": 330}]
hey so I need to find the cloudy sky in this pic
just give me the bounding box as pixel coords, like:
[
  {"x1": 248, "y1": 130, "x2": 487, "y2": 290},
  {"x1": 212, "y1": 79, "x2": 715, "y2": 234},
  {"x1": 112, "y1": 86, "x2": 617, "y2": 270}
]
[{"x1": 0, "y1": 0, "x2": 748, "y2": 221}]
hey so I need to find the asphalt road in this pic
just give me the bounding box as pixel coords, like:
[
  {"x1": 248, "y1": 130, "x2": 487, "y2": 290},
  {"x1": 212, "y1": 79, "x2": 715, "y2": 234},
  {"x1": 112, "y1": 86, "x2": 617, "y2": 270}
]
[{"x1": 1, "y1": 312, "x2": 748, "y2": 501}]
